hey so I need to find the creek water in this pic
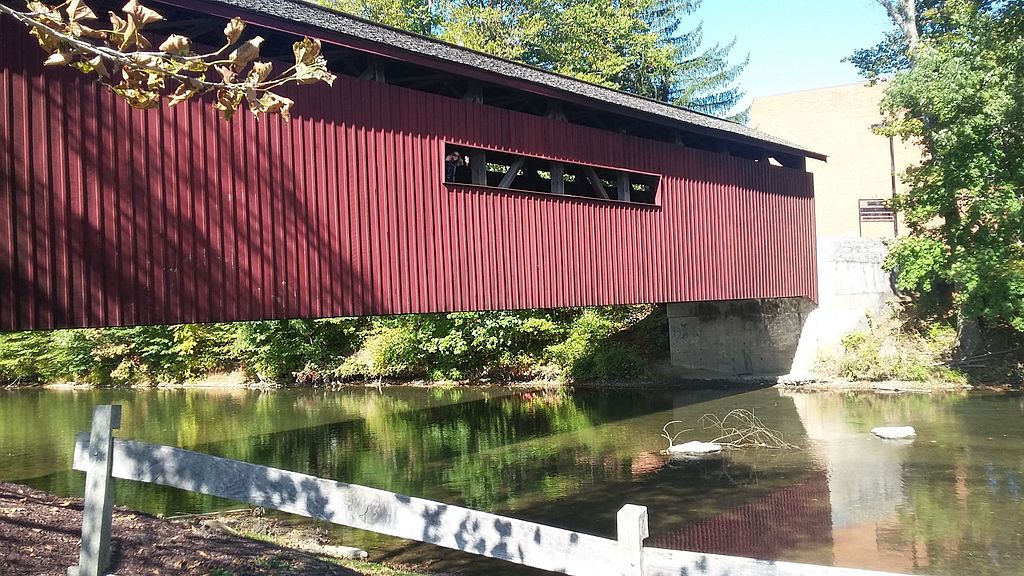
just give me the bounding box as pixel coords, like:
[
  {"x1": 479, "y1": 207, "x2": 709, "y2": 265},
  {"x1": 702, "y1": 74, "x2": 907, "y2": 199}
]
[{"x1": 1, "y1": 385, "x2": 1022, "y2": 575}]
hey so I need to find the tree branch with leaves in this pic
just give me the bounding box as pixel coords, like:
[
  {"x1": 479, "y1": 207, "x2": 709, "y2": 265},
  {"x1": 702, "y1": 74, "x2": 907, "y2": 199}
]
[
  {"x1": 857, "y1": 0, "x2": 1024, "y2": 353},
  {"x1": 0, "y1": 0, "x2": 336, "y2": 119}
]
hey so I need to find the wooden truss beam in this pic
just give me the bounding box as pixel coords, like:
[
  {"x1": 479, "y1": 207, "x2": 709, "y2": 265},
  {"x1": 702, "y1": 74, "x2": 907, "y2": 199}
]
[
  {"x1": 360, "y1": 57, "x2": 385, "y2": 82},
  {"x1": 498, "y1": 157, "x2": 526, "y2": 188},
  {"x1": 582, "y1": 166, "x2": 610, "y2": 199},
  {"x1": 470, "y1": 149, "x2": 487, "y2": 185},
  {"x1": 550, "y1": 162, "x2": 565, "y2": 195},
  {"x1": 463, "y1": 81, "x2": 483, "y2": 103},
  {"x1": 617, "y1": 172, "x2": 630, "y2": 202}
]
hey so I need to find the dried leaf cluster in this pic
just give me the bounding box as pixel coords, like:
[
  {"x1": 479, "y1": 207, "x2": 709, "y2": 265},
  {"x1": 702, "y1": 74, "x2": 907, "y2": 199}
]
[{"x1": 0, "y1": 0, "x2": 336, "y2": 119}]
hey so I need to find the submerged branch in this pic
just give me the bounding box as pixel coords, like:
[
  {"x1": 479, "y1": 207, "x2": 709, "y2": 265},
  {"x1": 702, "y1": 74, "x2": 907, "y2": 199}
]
[{"x1": 662, "y1": 409, "x2": 799, "y2": 452}]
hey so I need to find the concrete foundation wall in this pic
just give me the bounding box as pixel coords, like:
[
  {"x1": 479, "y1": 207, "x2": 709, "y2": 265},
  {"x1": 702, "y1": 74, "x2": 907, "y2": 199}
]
[
  {"x1": 667, "y1": 237, "x2": 895, "y2": 378},
  {"x1": 668, "y1": 298, "x2": 815, "y2": 376},
  {"x1": 789, "y1": 237, "x2": 895, "y2": 376}
]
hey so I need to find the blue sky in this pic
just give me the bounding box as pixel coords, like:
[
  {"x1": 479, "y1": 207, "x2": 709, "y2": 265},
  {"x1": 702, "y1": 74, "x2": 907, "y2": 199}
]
[{"x1": 695, "y1": 0, "x2": 893, "y2": 103}]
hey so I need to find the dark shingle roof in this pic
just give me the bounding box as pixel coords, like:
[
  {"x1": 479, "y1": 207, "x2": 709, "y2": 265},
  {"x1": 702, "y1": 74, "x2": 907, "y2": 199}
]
[{"x1": 190, "y1": 0, "x2": 825, "y2": 161}]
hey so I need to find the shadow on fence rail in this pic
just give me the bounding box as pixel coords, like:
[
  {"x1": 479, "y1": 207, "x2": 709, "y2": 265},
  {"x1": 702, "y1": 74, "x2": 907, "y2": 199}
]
[{"x1": 70, "y1": 404, "x2": 918, "y2": 576}]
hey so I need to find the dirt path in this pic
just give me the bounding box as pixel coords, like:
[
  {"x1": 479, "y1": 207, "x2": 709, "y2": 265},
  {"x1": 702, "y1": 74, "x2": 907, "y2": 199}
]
[{"x1": 0, "y1": 482, "x2": 412, "y2": 575}]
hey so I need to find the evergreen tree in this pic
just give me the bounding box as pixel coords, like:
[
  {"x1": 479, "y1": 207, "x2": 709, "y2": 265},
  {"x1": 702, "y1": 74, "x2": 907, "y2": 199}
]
[
  {"x1": 640, "y1": 0, "x2": 748, "y2": 121},
  {"x1": 316, "y1": 0, "x2": 748, "y2": 120}
]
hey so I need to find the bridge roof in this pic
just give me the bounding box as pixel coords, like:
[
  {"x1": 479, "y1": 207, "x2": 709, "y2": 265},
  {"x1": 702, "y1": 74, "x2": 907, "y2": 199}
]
[{"x1": 172, "y1": 0, "x2": 826, "y2": 162}]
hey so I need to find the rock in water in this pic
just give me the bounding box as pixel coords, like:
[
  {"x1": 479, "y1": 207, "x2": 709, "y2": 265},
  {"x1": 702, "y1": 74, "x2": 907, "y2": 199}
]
[
  {"x1": 871, "y1": 426, "x2": 917, "y2": 439},
  {"x1": 667, "y1": 441, "x2": 723, "y2": 456}
]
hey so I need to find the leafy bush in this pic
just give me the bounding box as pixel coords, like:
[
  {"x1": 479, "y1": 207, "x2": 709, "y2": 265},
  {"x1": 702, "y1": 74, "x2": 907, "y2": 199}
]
[
  {"x1": 0, "y1": 331, "x2": 50, "y2": 384},
  {"x1": 829, "y1": 312, "x2": 965, "y2": 383},
  {"x1": 230, "y1": 318, "x2": 365, "y2": 383},
  {"x1": 361, "y1": 318, "x2": 427, "y2": 378},
  {"x1": 545, "y1": 306, "x2": 654, "y2": 382},
  {"x1": 356, "y1": 311, "x2": 566, "y2": 381},
  {"x1": 0, "y1": 306, "x2": 664, "y2": 386}
]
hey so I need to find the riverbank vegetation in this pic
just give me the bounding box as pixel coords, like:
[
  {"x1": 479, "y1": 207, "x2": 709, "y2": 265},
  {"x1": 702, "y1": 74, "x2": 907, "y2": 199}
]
[
  {"x1": 0, "y1": 305, "x2": 668, "y2": 387},
  {"x1": 818, "y1": 305, "x2": 966, "y2": 384},
  {"x1": 836, "y1": 0, "x2": 1024, "y2": 385},
  {"x1": 819, "y1": 303, "x2": 1023, "y2": 386}
]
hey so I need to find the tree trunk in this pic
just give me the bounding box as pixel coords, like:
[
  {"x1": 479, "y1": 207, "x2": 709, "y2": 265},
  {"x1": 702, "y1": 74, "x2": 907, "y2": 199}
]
[
  {"x1": 955, "y1": 307, "x2": 982, "y2": 360},
  {"x1": 879, "y1": 0, "x2": 921, "y2": 49}
]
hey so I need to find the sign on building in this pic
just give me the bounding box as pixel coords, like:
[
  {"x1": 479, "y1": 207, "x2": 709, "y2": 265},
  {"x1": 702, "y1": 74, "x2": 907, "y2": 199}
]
[{"x1": 858, "y1": 198, "x2": 896, "y2": 237}]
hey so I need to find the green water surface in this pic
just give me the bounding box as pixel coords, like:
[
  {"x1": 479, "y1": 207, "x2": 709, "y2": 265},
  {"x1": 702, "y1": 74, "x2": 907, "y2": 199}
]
[{"x1": 1, "y1": 386, "x2": 1021, "y2": 575}]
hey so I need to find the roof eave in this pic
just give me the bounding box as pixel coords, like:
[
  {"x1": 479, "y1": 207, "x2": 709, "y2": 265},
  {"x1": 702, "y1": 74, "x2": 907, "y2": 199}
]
[{"x1": 158, "y1": 0, "x2": 827, "y2": 162}]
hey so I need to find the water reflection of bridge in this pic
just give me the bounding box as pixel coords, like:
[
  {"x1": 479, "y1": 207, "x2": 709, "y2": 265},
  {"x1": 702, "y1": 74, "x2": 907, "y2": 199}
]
[
  {"x1": 4, "y1": 386, "x2": 933, "y2": 575},
  {"x1": 369, "y1": 388, "x2": 839, "y2": 573},
  {"x1": 372, "y1": 388, "x2": 926, "y2": 575},
  {"x1": 632, "y1": 391, "x2": 927, "y2": 573},
  {"x1": 647, "y1": 470, "x2": 833, "y2": 564}
]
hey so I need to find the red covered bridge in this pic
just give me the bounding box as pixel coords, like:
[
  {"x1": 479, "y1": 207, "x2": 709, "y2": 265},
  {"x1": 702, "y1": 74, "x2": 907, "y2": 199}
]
[{"x1": 0, "y1": 0, "x2": 822, "y2": 335}]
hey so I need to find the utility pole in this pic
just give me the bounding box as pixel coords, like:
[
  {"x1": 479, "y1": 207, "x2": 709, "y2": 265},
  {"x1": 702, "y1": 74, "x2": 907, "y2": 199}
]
[{"x1": 872, "y1": 122, "x2": 899, "y2": 237}]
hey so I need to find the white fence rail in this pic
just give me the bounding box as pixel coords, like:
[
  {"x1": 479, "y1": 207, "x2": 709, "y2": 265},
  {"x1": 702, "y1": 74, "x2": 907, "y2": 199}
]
[{"x1": 70, "y1": 405, "x2": 915, "y2": 576}]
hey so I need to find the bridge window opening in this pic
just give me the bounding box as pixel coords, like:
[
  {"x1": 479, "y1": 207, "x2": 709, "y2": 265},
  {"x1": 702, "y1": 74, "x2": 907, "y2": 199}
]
[{"x1": 444, "y1": 144, "x2": 659, "y2": 206}]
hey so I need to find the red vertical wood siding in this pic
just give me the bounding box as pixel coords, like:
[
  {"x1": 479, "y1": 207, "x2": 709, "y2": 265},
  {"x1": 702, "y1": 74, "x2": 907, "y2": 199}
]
[{"x1": 0, "y1": 20, "x2": 816, "y2": 331}]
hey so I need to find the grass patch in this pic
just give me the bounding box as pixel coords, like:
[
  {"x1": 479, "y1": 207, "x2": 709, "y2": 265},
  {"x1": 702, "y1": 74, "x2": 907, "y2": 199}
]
[{"x1": 331, "y1": 559, "x2": 427, "y2": 576}]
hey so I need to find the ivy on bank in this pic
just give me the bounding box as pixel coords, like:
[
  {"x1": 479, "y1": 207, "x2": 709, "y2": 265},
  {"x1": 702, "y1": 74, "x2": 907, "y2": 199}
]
[{"x1": 0, "y1": 306, "x2": 666, "y2": 386}]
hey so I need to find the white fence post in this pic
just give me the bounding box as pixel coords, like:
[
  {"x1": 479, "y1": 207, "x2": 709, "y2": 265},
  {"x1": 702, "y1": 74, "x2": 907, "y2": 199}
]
[
  {"x1": 69, "y1": 404, "x2": 121, "y2": 576},
  {"x1": 69, "y1": 428, "x2": 923, "y2": 576},
  {"x1": 617, "y1": 504, "x2": 648, "y2": 576}
]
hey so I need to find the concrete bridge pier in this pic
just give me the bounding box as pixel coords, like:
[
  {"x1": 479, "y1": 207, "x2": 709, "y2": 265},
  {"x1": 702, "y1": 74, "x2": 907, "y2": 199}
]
[
  {"x1": 667, "y1": 298, "x2": 815, "y2": 378},
  {"x1": 667, "y1": 238, "x2": 897, "y2": 379}
]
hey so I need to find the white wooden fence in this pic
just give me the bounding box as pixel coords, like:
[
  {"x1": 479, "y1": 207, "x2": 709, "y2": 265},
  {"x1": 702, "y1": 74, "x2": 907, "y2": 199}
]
[{"x1": 70, "y1": 405, "x2": 917, "y2": 576}]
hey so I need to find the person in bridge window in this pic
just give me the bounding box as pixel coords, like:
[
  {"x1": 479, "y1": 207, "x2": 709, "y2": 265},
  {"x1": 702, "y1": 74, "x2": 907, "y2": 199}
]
[{"x1": 445, "y1": 150, "x2": 466, "y2": 182}]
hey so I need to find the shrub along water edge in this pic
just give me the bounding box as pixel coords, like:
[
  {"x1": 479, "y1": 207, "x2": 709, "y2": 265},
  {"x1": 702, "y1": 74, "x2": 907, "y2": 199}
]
[{"x1": 0, "y1": 306, "x2": 666, "y2": 386}]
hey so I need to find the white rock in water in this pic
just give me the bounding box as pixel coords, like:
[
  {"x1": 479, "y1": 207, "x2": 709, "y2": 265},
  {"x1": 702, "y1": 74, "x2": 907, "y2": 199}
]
[
  {"x1": 667, "y1": 441, "x2": 723, "y2": 455},
  {"x1": 872, "y1": 426, "x2": 917, "y2": 439}
]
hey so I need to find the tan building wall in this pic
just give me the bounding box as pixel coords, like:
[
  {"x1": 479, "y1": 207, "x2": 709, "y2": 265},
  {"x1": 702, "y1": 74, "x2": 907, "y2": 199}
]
[{"x1": 750, "y1": 81, "x2": 919, "y2": 238}]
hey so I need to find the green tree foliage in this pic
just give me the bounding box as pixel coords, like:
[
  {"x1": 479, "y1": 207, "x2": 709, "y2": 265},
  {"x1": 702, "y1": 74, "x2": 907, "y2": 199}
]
[
  {"x1": 317, "y1": 0, "x2": 747, "y2": 119},
  {"x1": 324, "y1": 0, "x2": 435, "y2": 34},
  {"x1": 845, "y1": 28, "x2": 913, "y2": 79},
  {"x1": 0, "y1": 325, "x2": 232, "y2": 385},
  {"x1": 639, "y1": 0, "x2": 748, "y2": 120},
  {"x1": 845, "y1": 0, "x2": 1001, "y2": 79},
  {"x1": 547, "y1": 308, "x2": 649, "y2": 381},
  {"x1": 230, "y1": 319, "x2": 366, "y2": 382},
  {"x1": 434, "y1": 0, "x2": 547, "y2": 62},
  {"x1": 520, "y1": 0, "x2": 677, "y2": 91},
  {"x1": 875, "y1": 0, "x2": 1024, "y2": 334},
  {"x1": 350, "y1": 306, "x2": 664, "y2": 382},
  {"x1": 0, "y1": 306, "x2": 665, "y2": 385}
]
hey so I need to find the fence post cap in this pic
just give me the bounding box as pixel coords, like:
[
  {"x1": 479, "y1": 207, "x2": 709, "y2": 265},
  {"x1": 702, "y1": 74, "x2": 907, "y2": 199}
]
[
  {"x1": 96, "y1": 404, "x2": 123, "y2": 430},
  {"x1": 616, "y1": 504, "x2": 649, "y2": 538}
]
